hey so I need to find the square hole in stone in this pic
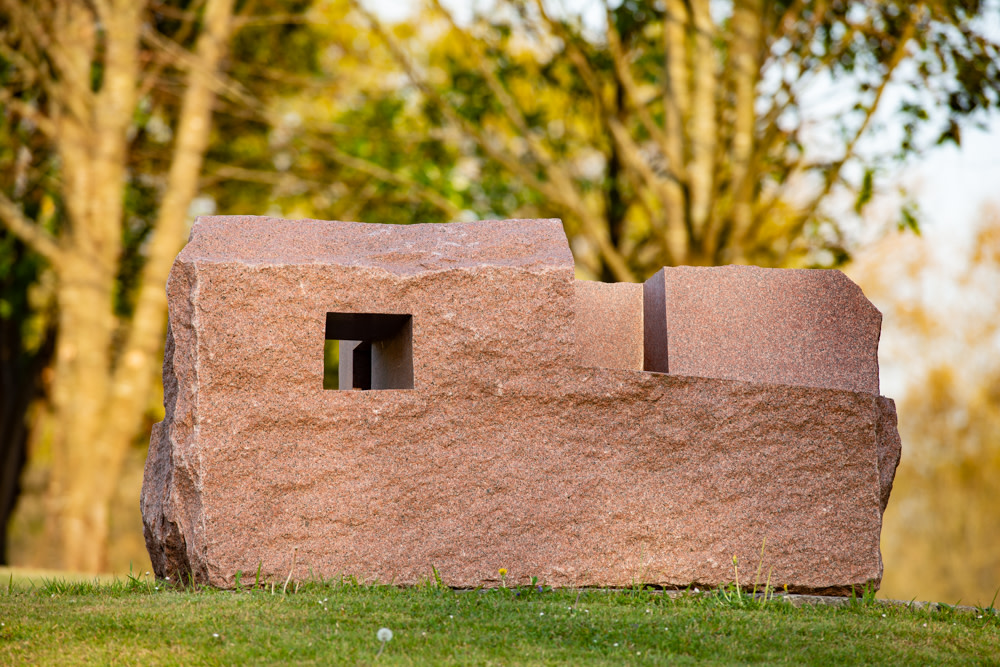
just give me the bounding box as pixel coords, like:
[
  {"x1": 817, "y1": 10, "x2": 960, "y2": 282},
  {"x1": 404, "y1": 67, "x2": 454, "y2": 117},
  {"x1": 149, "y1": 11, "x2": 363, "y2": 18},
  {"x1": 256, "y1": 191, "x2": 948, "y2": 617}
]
[{"x1": 324, "y1": 312, "x2": 413, "y2": 390}]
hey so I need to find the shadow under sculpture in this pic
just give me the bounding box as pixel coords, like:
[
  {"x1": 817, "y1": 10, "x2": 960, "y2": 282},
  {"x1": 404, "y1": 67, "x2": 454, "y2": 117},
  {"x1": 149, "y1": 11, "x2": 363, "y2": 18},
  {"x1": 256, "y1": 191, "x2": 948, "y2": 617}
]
[{"x1": 141, "y1": 216, "x2": 901, "y2": 594}]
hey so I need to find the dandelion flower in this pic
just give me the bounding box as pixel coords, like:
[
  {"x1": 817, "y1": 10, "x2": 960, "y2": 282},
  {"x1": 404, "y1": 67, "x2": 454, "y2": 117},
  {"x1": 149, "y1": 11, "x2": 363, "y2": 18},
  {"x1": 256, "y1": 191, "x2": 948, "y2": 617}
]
[
  {"x1": 498, "y1": 568, "x2": 507, "y2": 576},
  {"x1": 376, "y1": 627, "x2": 393, "y2": 658}
]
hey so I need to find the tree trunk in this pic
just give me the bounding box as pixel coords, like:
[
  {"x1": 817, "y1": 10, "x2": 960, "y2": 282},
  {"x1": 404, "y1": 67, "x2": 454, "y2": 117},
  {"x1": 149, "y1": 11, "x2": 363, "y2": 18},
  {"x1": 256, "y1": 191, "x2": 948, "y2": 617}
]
[
  {"x1": 724, "y1": 0, "x2": 763, "y2": 262},
  {"x1": 0, "y1": 242, "x2": 56, "y2": 563},
  {"x1": 0, "y1": 0, "x2": 237, "y2": 572},
  {"x1": 41, "y1": 0, "x2": 235, "y2": 572},
  {"x1": 47, "y1": 254, "x2": 118, "y2": 571}
]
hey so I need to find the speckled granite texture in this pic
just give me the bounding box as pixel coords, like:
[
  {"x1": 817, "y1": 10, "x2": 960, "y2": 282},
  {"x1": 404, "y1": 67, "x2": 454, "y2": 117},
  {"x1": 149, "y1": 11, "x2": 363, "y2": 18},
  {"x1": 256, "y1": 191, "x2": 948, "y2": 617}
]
[
  {"x1": 574, "y1": 281, "x2": 643, "y2": 370},
  {"x1": 644, "y1": 266, "x2": 882, "y2": 393},
  {"x1": 142, "y1": 216, "x2": 901, "y2": 594}
]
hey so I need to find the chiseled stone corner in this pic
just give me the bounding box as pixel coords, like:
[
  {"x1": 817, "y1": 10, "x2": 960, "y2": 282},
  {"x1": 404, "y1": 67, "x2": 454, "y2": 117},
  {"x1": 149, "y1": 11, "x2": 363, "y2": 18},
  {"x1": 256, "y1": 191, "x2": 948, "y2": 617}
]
[{"x1": 142, "y1": 216, "x2": 900, "y2": 595}]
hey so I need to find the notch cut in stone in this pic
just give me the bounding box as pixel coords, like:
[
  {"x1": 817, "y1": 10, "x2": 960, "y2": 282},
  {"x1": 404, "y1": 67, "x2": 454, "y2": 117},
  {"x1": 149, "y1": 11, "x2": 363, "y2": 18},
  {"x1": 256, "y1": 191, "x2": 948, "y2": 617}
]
[{"x1": 325, "y1": 312, "x2": 413, "y2": 390}]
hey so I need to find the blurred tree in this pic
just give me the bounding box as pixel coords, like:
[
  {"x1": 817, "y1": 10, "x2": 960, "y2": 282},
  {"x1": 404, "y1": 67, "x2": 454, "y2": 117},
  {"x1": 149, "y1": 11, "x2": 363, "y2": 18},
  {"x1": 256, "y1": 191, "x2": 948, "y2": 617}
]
[
  {"x1": 851, "y1": 204, "x2": 1000, "y2": 604},
  {"x1": 0, "y1": 47, "x2": 60, "y2": 564},
  {"x1": 0, "y1": 0, "x2": 236, "y2": 572},
  {"x1": 345, "y1": 0, "x2": 1000, "y2": 281},
  {"x1": 0, "y1": 235, "x2": 56, "y2": 565},
  {"x1": 198, "y1": 0, "x2": 502, "y2": 227}
]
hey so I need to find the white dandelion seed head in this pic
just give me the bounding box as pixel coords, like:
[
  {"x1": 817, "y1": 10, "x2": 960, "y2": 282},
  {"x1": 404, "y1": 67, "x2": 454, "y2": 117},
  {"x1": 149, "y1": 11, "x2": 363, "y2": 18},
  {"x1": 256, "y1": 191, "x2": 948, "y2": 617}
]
[{"x1": 377, "y1": 628, "x2": 393, "y2": 643}]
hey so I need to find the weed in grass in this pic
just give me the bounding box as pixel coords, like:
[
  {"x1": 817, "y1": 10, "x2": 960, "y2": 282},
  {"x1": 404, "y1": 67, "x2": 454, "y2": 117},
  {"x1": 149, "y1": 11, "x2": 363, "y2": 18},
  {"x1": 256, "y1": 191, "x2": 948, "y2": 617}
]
[
  {"x1": 715, "y1": 539, "x2": 777, "y2": 609},
  {"x1": 281, "y1": 547, "x2": 298, "y2": 594},
  {"x1": 848, "y1": 581, "x2": 879, "y2": 608},
  {"x1": 375, "y1": 627, "x2": 393, "y2": 658},
  {"x1": 976, "y1": 588, "x2": 1000, "y2": 618}
]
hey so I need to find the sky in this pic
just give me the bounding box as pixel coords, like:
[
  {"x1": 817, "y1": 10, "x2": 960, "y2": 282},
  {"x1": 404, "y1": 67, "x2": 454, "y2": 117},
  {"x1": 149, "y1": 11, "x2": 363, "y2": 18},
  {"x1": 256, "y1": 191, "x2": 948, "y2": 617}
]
[{"x1": 905, "y1": 120, "x2": 1000, "y2": 242}]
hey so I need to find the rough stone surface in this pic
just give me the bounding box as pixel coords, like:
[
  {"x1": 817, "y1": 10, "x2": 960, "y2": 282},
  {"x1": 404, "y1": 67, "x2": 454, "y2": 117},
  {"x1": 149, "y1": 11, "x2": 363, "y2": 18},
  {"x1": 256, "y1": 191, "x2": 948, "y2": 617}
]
[
  {"x1": 875, "y1": 397, "x2": 902, "y2": 515},
  {"x1": 574, "y1": 281, "x2": 643, "y2": 370},
  {"x1": 644, "y1": 265, "x2": 882, "y2": 394},
  {"x1": 143, "y1": 216, "x2": 900, "y2": 594}
]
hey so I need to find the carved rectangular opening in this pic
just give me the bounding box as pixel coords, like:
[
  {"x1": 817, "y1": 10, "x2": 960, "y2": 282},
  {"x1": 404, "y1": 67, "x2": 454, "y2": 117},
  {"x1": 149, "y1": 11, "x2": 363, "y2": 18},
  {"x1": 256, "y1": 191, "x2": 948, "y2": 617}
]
[{"x1": 324, "y1": 312, "x2": 413, "y2": 390}]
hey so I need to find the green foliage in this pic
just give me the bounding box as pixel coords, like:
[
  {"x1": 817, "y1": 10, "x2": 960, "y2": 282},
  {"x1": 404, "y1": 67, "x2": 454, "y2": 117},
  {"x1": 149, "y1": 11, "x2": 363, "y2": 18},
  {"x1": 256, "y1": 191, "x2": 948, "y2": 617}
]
[{"x1": 323, "y1": 0, "x2": 1000, "y2": 277}]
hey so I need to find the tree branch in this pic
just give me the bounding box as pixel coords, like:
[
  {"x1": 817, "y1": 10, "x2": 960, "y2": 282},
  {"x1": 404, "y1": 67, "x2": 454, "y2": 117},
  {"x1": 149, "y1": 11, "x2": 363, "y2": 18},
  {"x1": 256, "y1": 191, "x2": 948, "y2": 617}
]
[
  {"x1": 662, "y1": 0, "x2": 689, "y2": 183},
  {"x1": 789, "y1": 11, "x2": 919, "y2": 234},
  {"x1": 139, "y1": 0, "x2": 204, "y2": 101},
  {"x1": 0, "y1": 191, "x2": 63, "y2": 263},
  {"x1": 602, "y1": 6, "x2": 678, "y2": 181},
  {"x1": 711, "y1": 0, "x2": 762, "y2": 261},
  {"x1": 354, "y1": 0, "x2": 635, "y2": 280},
  {"x1": 0, "y1": 89, "x2": 56, "y2": 137},
  {"x1": 687, "y1": 0, "x2": 718, "y2": 248},
  {"x1": 140, "y1": 21, "x2": 254, "y2": 108},
  {"x1": 309, "y1": 138, "x2": 462, "y2": 219}
]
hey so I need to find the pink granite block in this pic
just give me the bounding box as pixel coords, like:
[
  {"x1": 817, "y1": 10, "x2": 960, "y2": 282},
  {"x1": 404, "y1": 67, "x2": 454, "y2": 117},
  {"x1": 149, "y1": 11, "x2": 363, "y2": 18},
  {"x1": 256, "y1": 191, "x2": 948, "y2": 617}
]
[
  {"x1": 142, "y1": 217, "x2": 899, "y2": 594},
  {"x1": 644, "y1": 265, "x2": 881, "y2": 394},
  {"x1": 574, "y1": 280, "x2": 643, "y2": 370}
]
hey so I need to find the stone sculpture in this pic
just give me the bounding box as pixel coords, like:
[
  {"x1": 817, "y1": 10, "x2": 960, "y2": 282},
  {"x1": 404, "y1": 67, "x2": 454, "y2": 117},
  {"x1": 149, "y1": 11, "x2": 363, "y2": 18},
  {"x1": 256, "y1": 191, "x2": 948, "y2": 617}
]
[{"x1": 142, "y1": 216, "x2": 901, "y2": 593}]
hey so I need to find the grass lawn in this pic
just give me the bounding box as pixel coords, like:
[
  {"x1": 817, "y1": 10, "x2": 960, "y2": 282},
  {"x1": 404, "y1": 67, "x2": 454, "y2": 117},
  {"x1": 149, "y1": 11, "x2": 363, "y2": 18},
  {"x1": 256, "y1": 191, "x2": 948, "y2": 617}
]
[{"x1": 0, "y1": 571, "x2": 997, "y2": 665}]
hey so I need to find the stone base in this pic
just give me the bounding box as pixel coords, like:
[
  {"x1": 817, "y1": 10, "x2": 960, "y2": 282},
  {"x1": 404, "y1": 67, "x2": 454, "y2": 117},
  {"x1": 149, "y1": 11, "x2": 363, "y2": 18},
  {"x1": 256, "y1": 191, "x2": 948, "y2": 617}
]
[{"x1": 143, "y1": 364, "x2": 899, "y2": 593}]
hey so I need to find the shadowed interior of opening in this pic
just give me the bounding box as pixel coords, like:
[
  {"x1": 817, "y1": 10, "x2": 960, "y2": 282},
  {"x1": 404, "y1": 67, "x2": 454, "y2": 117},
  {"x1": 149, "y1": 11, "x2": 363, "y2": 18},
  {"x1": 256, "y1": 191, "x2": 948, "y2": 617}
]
[{"x1": 324, "y1": 312, "x2": 413, "y2": 390}]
